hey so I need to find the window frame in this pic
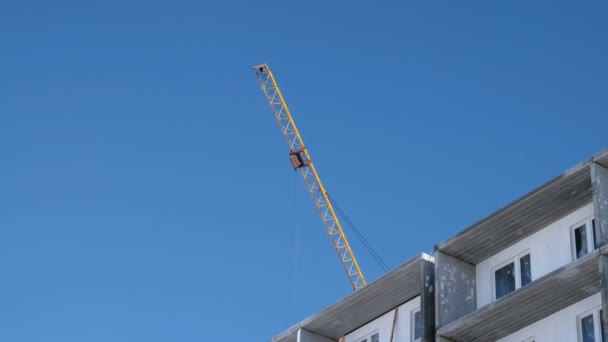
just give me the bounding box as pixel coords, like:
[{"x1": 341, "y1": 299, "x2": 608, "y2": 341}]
[
  {"x1": 571, "y1": 216, "x2": 597, "y2": 261},
  {"x1": 357, "y1": 330, "x2": 379, "y2": 342},
  {"x1": 411, "y1": 307, "x2": 421, "y2": 342},
  {"x1": 519, "y1": 253, "x2": 532, "y2": 287},
  {"x1": 491, "y1": 250, "x2": 531, "y2": 301},
  {"x1": 577, "y1": 306, "x2": 604, "y2": 342}
]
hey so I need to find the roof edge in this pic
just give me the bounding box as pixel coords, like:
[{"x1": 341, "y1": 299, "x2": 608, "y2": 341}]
[
  {"x1": 435, "y1": 148, "x2": 608, "y2": 252},
  {"x1": 269, "y1": 252, "x2": 433, "y2": 342}
]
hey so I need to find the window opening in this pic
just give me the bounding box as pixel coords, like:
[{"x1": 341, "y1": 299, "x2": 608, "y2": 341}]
[
  {"x1": 411, "y1": 307, "x2": 422, "y2": 342},
  {"x1": 581, "y1": 313, "x2": 595, "y2": 342},
  {"x1": 575, "y1": 224, "x2": 589, "y2": 259},
  {"x1": 572, "y1": 217, "x2": 598, "y2": 260},
  {"x1": 593, "y1": 219, "x2": 599, "y2": 249},
  {"x1": 520, "y1": 254, "x2": 532, "y2": 286},
  {"x1": 578, "y1": 307, "x2": 605, "y2": 342},
  {"x1": 495, "y1": 262, "x2": 515, "y2": 299},
  {"x1": 357, "y1": 331, "x2": 379, "y2": 342},
  {"x1": 602, "y1": 309, "x2": 606, "y2": 342},
  {"x1": 492, "y1": 252, "x2": 532, "y2": 300}
]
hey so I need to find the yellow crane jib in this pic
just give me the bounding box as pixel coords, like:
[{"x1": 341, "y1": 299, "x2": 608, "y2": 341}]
[{"x1": 253, "y1": 64, "x2": 366, "y2": 291}]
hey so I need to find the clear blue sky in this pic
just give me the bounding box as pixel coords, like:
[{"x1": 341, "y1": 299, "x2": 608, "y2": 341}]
[{"x1": 1, "y1": 1, "x2": 607, "y2": 341}]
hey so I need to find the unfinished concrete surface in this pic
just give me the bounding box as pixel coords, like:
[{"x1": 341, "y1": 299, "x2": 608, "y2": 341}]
[
  {"x1": 434, "y1": 251, "x2": 476, "y2": 328},
  {"x1": 592, "y1": 151, "x2": 608, "y2": 339},
  {"x1": 420, "y1": 259, "x2": 436, "y2": 342},
  {"x1": 592, "y1": 161, "x2": 608, "y2": 246},
  {"x1": 437, "y1": 249, "x2": 601, "y2": 342},
  {"x1": 601, "y1": 254, "x2": 608, "y2": 339},
  {"x1": 269, "y1": 254, "x2": 435, "y2": 342}
]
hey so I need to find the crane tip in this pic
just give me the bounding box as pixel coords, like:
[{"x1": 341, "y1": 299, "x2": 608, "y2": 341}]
[{"x1": 252, "y1": 64, "x2": 268, "y2": 73}]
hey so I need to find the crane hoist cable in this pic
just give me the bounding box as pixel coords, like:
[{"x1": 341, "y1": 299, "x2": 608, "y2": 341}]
[
  {"x1": 328, "y1": 194, "x2": 389, "y2": 272},
  {"x1": 253, "y1": 63, "x2": 367, "y2": 290}
]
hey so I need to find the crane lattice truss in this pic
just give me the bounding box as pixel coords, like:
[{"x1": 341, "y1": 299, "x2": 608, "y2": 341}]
[{"x1": 253, "y1": 64, "x2": 366, "y2": 290}]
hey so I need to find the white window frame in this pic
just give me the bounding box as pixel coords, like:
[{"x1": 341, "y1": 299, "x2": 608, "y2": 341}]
[
  {"x1": 570, "y1": 216, "x2": 597, "y2": 261},
  {"x1": 411, "y1": 307, "x2": 421, "y2": 342},
  {"x1": 522, "y1": 338, "x2": 535, "y2": 342},
  {"x1": 577, "y1": 306, "x2": 603, "y2": 342},
  {"x1": 357, "y1": 330, "x2": 379, "y2": 342},
  {"x1": 491, "y1": 250, "x2": 531, "y2": 301}
]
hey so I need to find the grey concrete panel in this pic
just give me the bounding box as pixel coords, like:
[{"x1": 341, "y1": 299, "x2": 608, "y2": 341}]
[
  {"x1": 437, "y1": 336, "x2": 459, "y2": 342},
  {"x1": 438, "y1": 250, "x2": 600, "y2": 342},
  {"x1": 435, "y1": 251, "x2": 476, "y2": 329},
  {"x1": 600, "y1": 253, "x2": 608, "y2": 342},
  {"x1": 595, "y1": 150, "x2": 608, "y2": 168},
  {"x1": 437, "y1": 166, "x2": 592, "y2": 264},
  {"x1": 420, "y1": 259, "x2": 436, "y2": 342},
  {"x1": 436, "y1": 337, "x2": 457, "y2": 342},
  {"x1": 297, "y1": 329, "x2": 333, "y2": 342},
  {"x1": 593, "y1": 163, "x2": 608, "y2": 247}
]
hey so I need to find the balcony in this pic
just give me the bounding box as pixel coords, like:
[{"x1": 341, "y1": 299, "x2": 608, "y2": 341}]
[{"x1": 437, "y1": 248, "x2": 603, "y2": 342}]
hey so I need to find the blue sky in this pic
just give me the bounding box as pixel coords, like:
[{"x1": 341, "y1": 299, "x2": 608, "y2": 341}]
[{"x1": 1, "y1": 1, "x2": 607, "y2": 341}]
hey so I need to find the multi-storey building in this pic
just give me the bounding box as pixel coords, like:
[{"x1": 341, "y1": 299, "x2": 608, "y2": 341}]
[
  {"x1": 269, "y1": 149, "x2": 608, "y2": 342},
  {"x1": 435, "y1": 150, "x2": 608, "y2": 342}
]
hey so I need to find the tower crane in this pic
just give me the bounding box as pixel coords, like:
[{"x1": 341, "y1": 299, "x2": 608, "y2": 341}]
[{"x1": 253, "y1": 64, "x2": 366, "y2": 291}]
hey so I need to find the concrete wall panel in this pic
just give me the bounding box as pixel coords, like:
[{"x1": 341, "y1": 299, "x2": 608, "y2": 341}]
[
  {"x1": 435, "y1": 251, "x2": 476, "y2": 328},
  {"x1": 592, "y1": 163, "x2": 608, "y2": 247},
  {"x1": 600, "y1": 253, "x2": 608, "y2": 342},
  {"x1": 421, "y1": 260, "x2": 436, "y2": 342}
]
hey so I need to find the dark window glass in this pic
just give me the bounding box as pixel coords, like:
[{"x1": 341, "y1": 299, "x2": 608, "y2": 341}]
[
  {"x1": 371, "y1": 333, "x2": 379, "y2": 342},
  {"x1": 414, "y1": 309, "x2": 422, "y2": 339},
  {"x1": 601, "y1": 309, "x2": 605, "y2": 342},
  {"x1": 581, "y1": 313, "x2": 595, "y2": 342},
  {"x1": 575, "y1": 224, "x2": 589, "y2": 259},
  {"x1": 593, "y1": 219, "x2": 599, "y2": 250},
  {"x1": 520, "y1": 254, "x2": 532, "y2": 286},
  {"x1": 495, "y1": 262, "x2": 515, "y2": 299}
]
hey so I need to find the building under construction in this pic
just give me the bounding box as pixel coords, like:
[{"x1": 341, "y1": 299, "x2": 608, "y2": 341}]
[
  {"x1": 266, "y1": 149, "x2": 608, "y2": 342},
  {"x1": 254, "y1": 63, "x2": 608, "y2": 342}
]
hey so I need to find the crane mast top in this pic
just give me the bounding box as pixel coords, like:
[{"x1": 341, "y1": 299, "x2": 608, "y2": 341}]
[{"x1": 253, "y1": 64, "x2": 366, "y2": 290}]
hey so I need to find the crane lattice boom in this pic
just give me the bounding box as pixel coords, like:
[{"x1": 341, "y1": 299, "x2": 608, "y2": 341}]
[{"x1": 253, "y1": 64, "x2": 366, "y2": 290}]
